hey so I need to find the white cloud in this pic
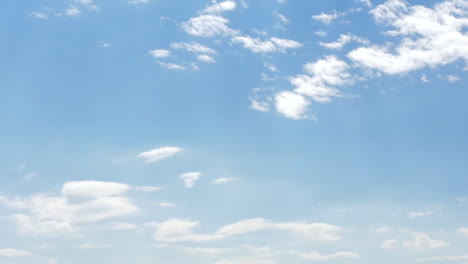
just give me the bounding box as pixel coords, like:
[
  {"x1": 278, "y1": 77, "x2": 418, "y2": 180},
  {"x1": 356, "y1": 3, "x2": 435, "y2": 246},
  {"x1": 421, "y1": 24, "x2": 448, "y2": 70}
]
[
  {"x1": 0, "y1": 181, "x2": 138, "y2": 236},
  {"x1": 137, "y1": 146, "x2": 183, "y2": 163},
  {"x1": 158, "y1": 202, "x2": 176, "y2": 208},
  {"x1": 99, "y1": 221, "x2": 139, "y2": 230},
  {"x1": 290, "y1": 56, "x2": 350, "y2": 103},
  {"x1": 264, "y1": 62, "x2": 278, "y2": 72},
  {"x1": 447, "y1": 74, "x2": 460, "y2": 82},
  {"x1": 382, "y1": 239, "x2": 400, "y2": 249},
  {"x1": 212, "y1": 177, "x2": 237, "y2": 184},
  {"x1": 32, "y1": 12, "x2": 48, "y2": 20},
  {"x1": 262, "y1": 55, "x2": 352, "y2": 120},
  {"x1": 274, "y1": 12, "x2": 290, "y2": 30},
  {"x1": 148, "y1": 49, "x2": 171, "y2": 58},
  {"x1": 359, "y1": 0, "x2": 372, "y2": 7},
  {"x1": 197, "y1": 54, "x2": 216, "y2": 63},
  {"x1": 170, "y1": 42, "x2": 217, "y2": 54},
  {"x1": 135, "y1": 186, "x2": 160, "y2": 192},
  {"x1": 65, "y1": 6, "x2": 80, "y2": 16},
  {"x1": 99, "y1": 41, "x2": 111, "y2": 48},
  {"x1": 250, "y1": 98, "x2": 271, "y2": 112},
  {"x1": 231, "y1": 36, "x2": 302, "y2": 53},
  {"x1": 159, "y1": 62, "x2": 186, "y2": 70},
  {"x1": 0, "y1": 248, "x2": 31, "y2": 257},
  {"x1": 421, "y1": 74, "x2": 429, "y2": 82},
  {"x1": 319, "y1": 33, "x2": 368, "y2": 50},
  {"x1": 181, "y1": 15, "x2": 238, "y2": 38},
  {"x1": 458, "y1": 228, "x2": 468, "y2": 238},
  {"x1": 274, "y1": 91, "x2": 311, "y2": 120},
  {"x1": 408, "y1": 210, "x2": 434, "y2": 218},
  {"x1": 417, "y1": 255, "x2": 468, "y2": 262},
  {"x1": 180, "y1": 172, "x2": 201, "y2": 188},
  {"x1": 129, "y1": 0, "x2": 150, "y2": 5},
  {"x1": 403, "y1": 233, "x2": 449, "y2": 250},
  {"x1": 62, "y1": 181, "x2": 130, "y2": 198},
  {"x1": 314, "y1": 30, "x2": 327, "y2": 37},
  {"x1": 348, "y1": 0, "x2": 468, "y2": 74},
  {"x1": 202, "y1": 1, "x2": 237, "y2": 14},
  {"x1": 291, "y1": 250, "x2": 360, "y2": 261},
  {"x1": 312, "y1": 11, "x2": 339, "y2": 24},
  {"x1": 146, "y1": 218, "x2": 341, "y2": 243}
]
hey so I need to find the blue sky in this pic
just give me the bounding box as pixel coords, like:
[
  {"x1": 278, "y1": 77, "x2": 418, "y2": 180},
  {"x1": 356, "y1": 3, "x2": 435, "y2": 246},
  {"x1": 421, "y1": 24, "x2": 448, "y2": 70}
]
[{"x1": 0, "y1": 0, "x2": 468, "y2": 263}]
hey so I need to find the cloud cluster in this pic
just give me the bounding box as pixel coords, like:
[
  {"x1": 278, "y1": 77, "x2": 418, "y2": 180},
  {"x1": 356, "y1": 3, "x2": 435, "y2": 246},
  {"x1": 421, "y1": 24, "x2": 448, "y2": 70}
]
[
  {"x1": 348, "y1": 0, "x2": 468, "y2": 74},
  {"x1": 0, "y1": 181, "x2": 138, "y2": 237},
  {"x1": 146, "y1": 218, "x2": 341, "y2": 242}
]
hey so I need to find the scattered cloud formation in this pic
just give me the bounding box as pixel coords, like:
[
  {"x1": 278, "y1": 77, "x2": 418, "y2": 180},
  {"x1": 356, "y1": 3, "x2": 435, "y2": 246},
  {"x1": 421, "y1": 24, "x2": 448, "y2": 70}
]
[
  {"x1": 312, "y1": 11, "x2": 340, "y2": 24},
  {"x1": 403, "y1": 233, "x2": 449, "y2": 250},
  {"x1": 348, "y1": 0, "x2": 468, "y2": 74},
  {"x1": 0, "y1": 181, "x2": 138, "y2": 236},
  {"x1": 319, "y1": 33, "x2": 368, "y2": 50},
  {"x1": 231, "y1": 36, "x2": 302, "y2": 53},
  {"x1": 146, "y1": 218, "x2": 341, "y2": 242}
]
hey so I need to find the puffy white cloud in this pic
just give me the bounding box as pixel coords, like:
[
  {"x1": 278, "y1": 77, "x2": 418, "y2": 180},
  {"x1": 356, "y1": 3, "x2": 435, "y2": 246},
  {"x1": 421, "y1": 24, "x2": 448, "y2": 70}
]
[
  {"x1": 201, "y1": 1, "x2": 236, "y2": 14},
  {"x1": 274, "y1": 91, "x2": 311, "y2": 120},
  {"x1": 348, "y1": 0, "x2": 468, "y2": 74},
  {"x1": 146, "y1": 218, "x2": 341, "y2": 242},
  {"x1": 0, "y1": 248, "x2": 31, "y2": 257},
  {"x1": 212, "y1": 177, "x2": 237, "y2": 184},
  {"x1": 403, "y1": 233, "x2": 449, "y2": 250},
  {"x1": 181, "y1": 15, "x2": 238, "y2": 38},
  {"x1": 149, "y1": 49, "x2": 171, "y2": 58},
  {"x1": 382, "y1": 239, "x2": 400, "y2": 249},
  {"x1": 273, "y1": 55, "x2": 350, "y2": 118},
  {"x1": 312, "y1": 11, "x2": 340, "y2": 24},
  {"x1": 180, "y1": 172, "x2": 201, "y2": 188},
  {"x1": 0, "y1": 181, "x2": 138, "y2": 237},
  {"x1": 319, "y1": 33, "x2": 368, "y2": 50},
  {"x1": 137, "y1": 146, "x2": 183, "y2": 163},
  {"x1": 231, "y1": 36, "x2": 302, "y2": 53}
]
